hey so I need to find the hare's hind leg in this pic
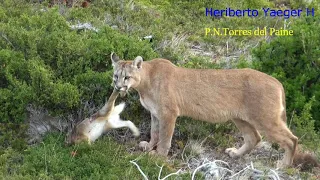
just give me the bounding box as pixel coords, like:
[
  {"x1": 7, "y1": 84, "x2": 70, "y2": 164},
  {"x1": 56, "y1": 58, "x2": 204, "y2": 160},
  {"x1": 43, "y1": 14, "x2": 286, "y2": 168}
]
[{"x1": 106, "y1": 117, "x2": 140, "y2": 137}]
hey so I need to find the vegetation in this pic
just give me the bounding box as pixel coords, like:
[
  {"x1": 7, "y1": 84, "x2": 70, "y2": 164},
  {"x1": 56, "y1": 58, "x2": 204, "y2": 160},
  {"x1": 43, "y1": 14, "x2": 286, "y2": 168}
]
[
  {"x1": 0, "y1": 0, "x2": 319, "y2": 179},
  {"x1": 0, "y1": 133, "x2": 187, "y2": 179}
]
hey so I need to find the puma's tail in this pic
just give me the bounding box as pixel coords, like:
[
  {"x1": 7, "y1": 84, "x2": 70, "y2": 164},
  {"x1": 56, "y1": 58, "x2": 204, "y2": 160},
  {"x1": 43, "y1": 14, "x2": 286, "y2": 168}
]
[{"x1": 293, "y1": 148, "x2": 320, "y2": 171}]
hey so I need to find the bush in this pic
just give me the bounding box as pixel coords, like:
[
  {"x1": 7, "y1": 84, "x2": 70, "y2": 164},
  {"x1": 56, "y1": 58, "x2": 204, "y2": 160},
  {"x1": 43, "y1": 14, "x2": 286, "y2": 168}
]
[
  {"x1": 0, "y1": 0, "x2": 157, "y2": 149},
  {"x1": 252, "y1": 16, "x2": 320, "y2": 145},
  {"x1": 0, "y1": 1, "x2": 157, "y2": 120}
]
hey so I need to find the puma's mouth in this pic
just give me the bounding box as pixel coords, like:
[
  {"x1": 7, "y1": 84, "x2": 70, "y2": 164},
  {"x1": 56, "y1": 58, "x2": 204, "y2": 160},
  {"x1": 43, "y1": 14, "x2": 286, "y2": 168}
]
[
  {"x1": 117, "y1": 87, "x2": 128, "y2": 97},
  {"x1": 120, "y1": 90, "x2": 127, "y2": 97},
  {"x1": 114, "y1": 86, "x2": 126, "y2": 97}
]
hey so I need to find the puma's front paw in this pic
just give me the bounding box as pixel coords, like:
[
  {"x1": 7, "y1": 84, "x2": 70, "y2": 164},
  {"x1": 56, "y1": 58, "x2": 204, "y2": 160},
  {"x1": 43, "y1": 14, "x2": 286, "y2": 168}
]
[
  {"x1": 149, "y1": 150, "x2": 157, "y2": 155},
  {"x1": 138, "y1": 143, "x2": 157, "y2": 155},
  {"x1": 139, "y1": 141, "x2": 150, "y2": 151},
  {"x1": 225, "y1": 147, "x2": 240, "y2": 158}
]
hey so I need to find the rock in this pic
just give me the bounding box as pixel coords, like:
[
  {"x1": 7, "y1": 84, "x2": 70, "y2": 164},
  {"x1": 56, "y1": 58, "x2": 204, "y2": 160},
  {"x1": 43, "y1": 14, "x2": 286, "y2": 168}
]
[{"x1": 26, "y1": 105, "x2": 68, "y2": 144}]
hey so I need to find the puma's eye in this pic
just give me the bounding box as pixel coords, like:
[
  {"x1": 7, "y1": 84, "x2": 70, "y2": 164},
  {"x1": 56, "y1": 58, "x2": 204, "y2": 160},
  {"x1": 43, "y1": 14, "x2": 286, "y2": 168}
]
[
  {"x1": 114, "y1": 75, "x2": 118, "y2": 79},
  {"x1": 124, "y1": 76, "x2": 131, "y2": 80}
]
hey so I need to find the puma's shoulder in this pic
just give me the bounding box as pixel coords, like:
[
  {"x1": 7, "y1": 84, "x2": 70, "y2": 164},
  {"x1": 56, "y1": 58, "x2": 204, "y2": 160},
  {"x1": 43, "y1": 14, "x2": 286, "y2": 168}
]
[
  {"x1": 143, "y1": 59, "x2": 177, "y2": 79},
  {"x1": 145, "y1": 58, "x2": 176, "y2": 67}
]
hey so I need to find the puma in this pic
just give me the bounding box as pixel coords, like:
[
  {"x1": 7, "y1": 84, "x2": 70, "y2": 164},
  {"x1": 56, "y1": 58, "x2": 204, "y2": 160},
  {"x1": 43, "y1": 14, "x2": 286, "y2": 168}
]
[{"x1": 110, "y1": 53, "x2": 316, "y2": 168}]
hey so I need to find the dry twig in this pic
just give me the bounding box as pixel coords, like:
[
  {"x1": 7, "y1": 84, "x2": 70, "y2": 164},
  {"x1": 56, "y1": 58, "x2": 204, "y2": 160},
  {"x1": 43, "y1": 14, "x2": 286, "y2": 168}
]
[{"x1": 129, "y1": 160, "x2": 148, "y2": 180}]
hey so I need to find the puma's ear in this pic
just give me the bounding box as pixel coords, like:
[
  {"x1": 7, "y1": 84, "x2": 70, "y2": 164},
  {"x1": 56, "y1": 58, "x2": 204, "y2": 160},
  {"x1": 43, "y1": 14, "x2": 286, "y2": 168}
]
[
  {"x1": 110, "y1": 52, "x2": 120, "y2": 67},
  {"x1": 132, "y1": 56, "x2": 143, "y2": 69}
]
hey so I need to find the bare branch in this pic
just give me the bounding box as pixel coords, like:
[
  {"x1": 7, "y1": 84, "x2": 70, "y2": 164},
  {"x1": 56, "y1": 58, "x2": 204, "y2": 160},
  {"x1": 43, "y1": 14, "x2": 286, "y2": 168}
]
[
  {"x1": 0, "y1": 32, "x2": 15, "y2": 49},
  {"x1": 129, "y1": 160, "x2": 148, "y2": 180},
  {"x1": 269, "y1": 169, "x2": 280, "y2": 180},
  {"x1": 160, "y1": 169, "x2": 182, "y2": 180},
  {"x1": 191, "y1": 160, "x2": 232, "y2": 180},
  {"x1": 228, "y1": 165, "x2": 250, "y2": 179}
]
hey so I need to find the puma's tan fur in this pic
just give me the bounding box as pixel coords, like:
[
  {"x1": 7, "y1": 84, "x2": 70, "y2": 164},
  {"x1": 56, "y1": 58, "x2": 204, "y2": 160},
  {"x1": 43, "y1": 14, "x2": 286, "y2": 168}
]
[
  {"x1": 65, "y1": 89, "x2": 140, "y2": 145},
  {"x1": 110, "y1": 53, "x2": 308, "y2": 168}
]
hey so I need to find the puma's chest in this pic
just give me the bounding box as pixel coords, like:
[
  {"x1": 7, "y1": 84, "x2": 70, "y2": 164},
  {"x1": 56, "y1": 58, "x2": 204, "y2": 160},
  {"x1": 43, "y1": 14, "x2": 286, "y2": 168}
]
[{"x1": 140, "y1": 95, "x2": 158, "y2": 116}]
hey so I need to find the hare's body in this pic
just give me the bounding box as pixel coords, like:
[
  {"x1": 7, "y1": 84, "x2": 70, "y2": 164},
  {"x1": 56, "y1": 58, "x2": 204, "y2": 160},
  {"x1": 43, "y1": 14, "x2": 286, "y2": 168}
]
[{"x1": 86, "y1": 120, "x2": 106, "y2": 142}]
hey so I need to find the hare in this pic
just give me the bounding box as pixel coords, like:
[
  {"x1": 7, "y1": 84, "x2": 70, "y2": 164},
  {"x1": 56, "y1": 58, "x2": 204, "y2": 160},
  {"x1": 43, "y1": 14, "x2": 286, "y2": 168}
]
[{"x1": 65, "y1": 89, "x2": 140, "y2": 145}]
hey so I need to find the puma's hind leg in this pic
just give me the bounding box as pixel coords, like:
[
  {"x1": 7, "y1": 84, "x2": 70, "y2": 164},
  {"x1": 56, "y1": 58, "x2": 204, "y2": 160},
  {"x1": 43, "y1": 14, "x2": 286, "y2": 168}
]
[
  {"x1": 263, "y1": 121, "x2": 298, "y2": 168},
  {"x1": 226, "y1": 118, "x2": 262, "y2": 158}
]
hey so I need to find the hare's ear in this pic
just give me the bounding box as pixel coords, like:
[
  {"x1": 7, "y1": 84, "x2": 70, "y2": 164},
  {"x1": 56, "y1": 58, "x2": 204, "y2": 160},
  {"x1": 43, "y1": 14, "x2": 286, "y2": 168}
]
[
  {"x1": 110, "y1": 52, "x2": 120, "y2": 67},
  {"x1": 132, "y1": 56, "x2": 143, "y2": 69}
]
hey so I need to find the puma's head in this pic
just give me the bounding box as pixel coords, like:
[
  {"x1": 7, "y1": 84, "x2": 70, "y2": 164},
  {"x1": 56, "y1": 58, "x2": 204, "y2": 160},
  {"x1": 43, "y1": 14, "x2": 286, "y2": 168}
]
[{"x1": 110, "y1": 53, "x2": 143, "y2": 97}]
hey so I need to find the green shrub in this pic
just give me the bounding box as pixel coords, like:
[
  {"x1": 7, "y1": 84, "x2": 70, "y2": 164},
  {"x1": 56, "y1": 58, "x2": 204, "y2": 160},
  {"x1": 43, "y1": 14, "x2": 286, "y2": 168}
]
[
  {"x1": 290, "y1": 96, "x2": 320, "y2": 149},
  {"x1": 0, "y1": 50, "x2": 34, "y2": 123},
  {"x1": 0, "y1": 0, "x2": 157, "y2": 149},
  {"x1": 0, "y1": 123, "x2": 28, "y2": 152},
  {"x1": 0, "y1": 1, "x2": 157, "y2": 120}
]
